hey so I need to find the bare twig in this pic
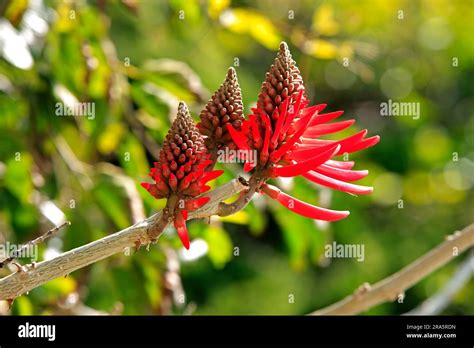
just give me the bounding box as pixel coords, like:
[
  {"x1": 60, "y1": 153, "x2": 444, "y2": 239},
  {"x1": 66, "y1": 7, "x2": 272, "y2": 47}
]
[
  {"x1": 404, "y1": 249, "x2": 474, "y2": 315},
  {"x1": 0, "y1": 221, "x2": 71, "y2": 269},
  {"x1": 310, "y1": 223, "x2": 474, "y2": 315},
  {"x1": 0, "y1": 178, "x2": 247, "y2": 301}
]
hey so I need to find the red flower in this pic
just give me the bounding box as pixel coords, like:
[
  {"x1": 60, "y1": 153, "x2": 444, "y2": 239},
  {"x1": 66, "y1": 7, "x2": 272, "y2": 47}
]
[
  {"x1": 141, "y1": 102, "x2": 223, "y2": 249},
  {"x1": 227, "y1": 42, "x2": 380, "y2": 221}
]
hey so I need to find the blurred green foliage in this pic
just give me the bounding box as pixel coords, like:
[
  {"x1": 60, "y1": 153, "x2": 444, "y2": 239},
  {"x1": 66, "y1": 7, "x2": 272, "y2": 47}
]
[{"x1": 0, "y1": 0, "x2": 473, "y2": 315}]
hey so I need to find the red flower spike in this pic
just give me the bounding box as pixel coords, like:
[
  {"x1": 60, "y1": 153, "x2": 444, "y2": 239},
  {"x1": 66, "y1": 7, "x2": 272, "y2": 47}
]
[
  {"x1": 261, "y1": 184, "x2": 350, "y2": 221},
  {"x1": 226, "y1": 41, "x2": 379, "y2": 223},
  {"x1": 141, "y1": 101, "x2": 223, "y2": 249}
]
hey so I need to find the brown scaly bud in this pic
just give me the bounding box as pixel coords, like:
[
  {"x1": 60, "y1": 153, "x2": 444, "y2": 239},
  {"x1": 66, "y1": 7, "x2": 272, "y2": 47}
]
[
  {"x1": 141, "y1": 102, "x2": 224, "y2": 249},
  {"x1": 197, "y1": 67, "x2": 244, "y2": 151},
  {"x1": 256, "y1": 42, "x2": 308, "y2": 124}
]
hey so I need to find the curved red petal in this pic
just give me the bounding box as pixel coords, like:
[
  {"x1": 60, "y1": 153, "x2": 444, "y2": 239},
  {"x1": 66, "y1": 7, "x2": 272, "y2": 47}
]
[
  {"x1": 336, "y1": 135, "x2": 380, "y2": 155},
  {"x1": 303, "y1": 170, "x2": 373, "y2": 195},
  {"x1": 200, "y1": 170, "x2": 224, "y2": 185},
  {"x1": 325, "y1": 159, "x2": 355, "y2": 170},
  {"x1": 304, "y1": 119, "x2": 355, "y2": 137},
  {"x1": 309, "y1": 111, "x2": 345, "y2": 126},
  {"x1": 271, "y1": 101, "x2": 286, "y2": 148},
  {"x1": 314, "y1": 164, "x2": 368, "y2": 182},
  {"x1": 262, "y1": 185, "x2": 349, "y2": 221},
  {"x1": 249, "y1": 114, "x2": 262, "y2": 145},
  {"x1": 271, "y1": 144, "x2": 340, "y2": 177},
  {"x1": 260, "y1": 114, "x2": 272, "y2": 165},
  {"x1": 300, "y1": 104, "x2": 327, "y2": 119},
  {"x1": 226, "y1": 123, "x2": 251, "y2": 151},
  {"x1": 174, "y1": 211, "x2": 190, "y2": 249},
  {"x1": 269, "y1": 113, "x2": 314, "y2": 163}
]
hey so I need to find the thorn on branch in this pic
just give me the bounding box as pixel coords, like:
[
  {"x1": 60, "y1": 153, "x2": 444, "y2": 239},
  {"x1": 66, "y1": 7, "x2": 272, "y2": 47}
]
[
  {"x1": 11, "y1": 262, "x2": 27, "y2": 273},
  {"x1": 354, "y1": 282, "x2": 371, "y2": 298}
]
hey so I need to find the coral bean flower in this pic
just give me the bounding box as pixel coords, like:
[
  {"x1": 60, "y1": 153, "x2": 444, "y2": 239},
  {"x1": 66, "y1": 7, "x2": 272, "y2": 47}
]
[
  {"x1": 141, "y1": 102, "x2": 223, "y2": 249},
  {"x1": 227, "y1": 42, "x2": 380, "y2": 221}
]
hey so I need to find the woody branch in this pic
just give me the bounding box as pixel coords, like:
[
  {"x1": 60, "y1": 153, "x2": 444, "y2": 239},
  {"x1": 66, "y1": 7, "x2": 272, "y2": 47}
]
[
  {"x1": 310, "y1": 222, "x2": 474, "y2": 315},
  {"x1": 0, "y1": 177, "x2": 248, "y2": 301}
]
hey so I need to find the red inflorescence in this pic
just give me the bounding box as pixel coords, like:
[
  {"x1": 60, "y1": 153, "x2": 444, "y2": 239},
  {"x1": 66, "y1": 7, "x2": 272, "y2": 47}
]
[
  {"x1": 227, "y1": 42, "x2": 380, "y2": 221},
  {"x1": 141, "y1": 102, "x2": 223, "y2": 249}
]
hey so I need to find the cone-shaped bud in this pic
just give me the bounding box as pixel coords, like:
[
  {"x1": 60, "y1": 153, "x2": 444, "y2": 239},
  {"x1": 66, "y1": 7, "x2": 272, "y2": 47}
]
[{"x1": 198, "y1": 67, "x2": 244, "y2": 150}]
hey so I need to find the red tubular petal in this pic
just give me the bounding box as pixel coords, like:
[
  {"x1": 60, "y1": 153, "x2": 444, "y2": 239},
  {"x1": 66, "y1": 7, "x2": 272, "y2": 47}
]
[
  {"x1": 292, "y1": 89, "x2": 305, "y2": 116},
  {"x1": 178, "y1": 175, "x2": 192, "y2": 191},
  {"x1": 169, "y1": 173, "x2": 178, "y2": 191},
  {"x1": 269, "y1": 113, "x2": 314, "y2": 163},
  {"x1": 244, "y1": 161, "x2": 256, "y2": 172},
  {"x1": 300, "y1": 104, "x2": 327, "y2": 118},
  {"x1": 185, "y1": 196, "x2": 210, "y2": 210},
  {"x1": 200, "y1": 170, "x2": 224, "y2": 185},
  {"x1": 303, "y1": 171, "x2": 373, "y2": 195},
  {"x1": 271, "y1": 101, "x2": 286, "y2": 148},
  {"x1": 141, "y1": 182, "x2": 164, "y2": 198},
  {"x1": 181, "y1": 209, "x2": 188, "y2": 220},
  {"x1": 182, "y1": 182, "x2": 200, "y2": 196},
  {"x1": 249, "y1": 114, "x2": 262, "y2": 145},
  {"x1": 271, "y1": 144, "x2": 340, "y2": 177},
  {"x1": 162, "y1": 164, "x2": 171, "y2": 178},
  {"x1": 281, "y1": 90, "x2": 304, "y2": 135},
  {"x1": 290, "y1": 145, "x2": 331, "y2": 161},
  {"x1": 304, "y1": 119, "x2": 355, "y2": 137},
  {"x1": 300, "y1": 129, "x2": 368, "y2": 152},
  {"x1": 299, "y1": 139, "x2": 334, "y2": 147},
  {"x1": 174, "y1": 211, "x2": 190, "y2": 249},
  {"x1": 226, "y1": 123, "x2": 251, "y2": 151},
  {"x1": 336, "y1": 135, "x2": 380, "y2": 155},
  {"x1": 314, "y1": 164, "x2": 368, "y2": 182},
  {"x1": 260, "y1": 114, "x2": 272, "y2": 165},
  {"x1": 309, "y1": 111, "x2": 345, "y2": 126},
  {"x1": 200, "y1": 185, "x2": 211, "y2": 193},
  {"x1": 325, "y1": 159, "x2": 355, "y2": 170},
  {"x1": 262, "y1": 185, "x2": 349, "y2": 221}
]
